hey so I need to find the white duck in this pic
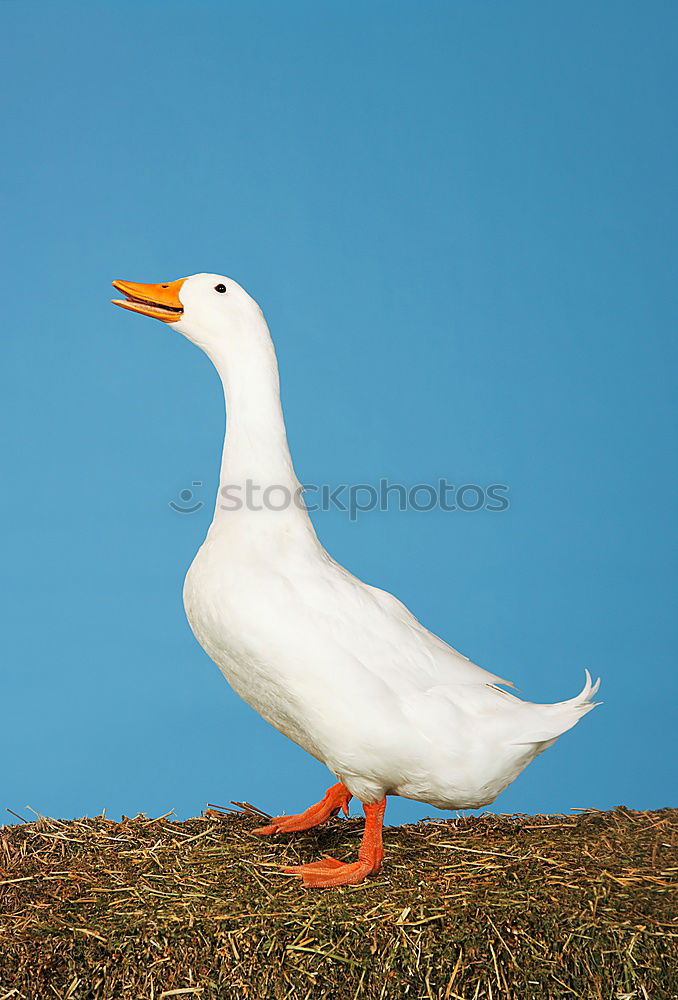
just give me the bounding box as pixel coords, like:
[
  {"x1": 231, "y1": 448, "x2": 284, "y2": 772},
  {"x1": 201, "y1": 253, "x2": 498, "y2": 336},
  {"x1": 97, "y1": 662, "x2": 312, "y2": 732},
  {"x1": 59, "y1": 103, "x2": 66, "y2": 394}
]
[{"x1": 112, "y1": 273, "x2": 600, "y2": 887}]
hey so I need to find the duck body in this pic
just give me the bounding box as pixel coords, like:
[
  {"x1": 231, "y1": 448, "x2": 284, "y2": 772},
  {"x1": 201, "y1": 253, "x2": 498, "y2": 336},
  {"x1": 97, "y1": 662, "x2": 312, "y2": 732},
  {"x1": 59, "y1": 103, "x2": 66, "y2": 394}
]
[
  {"x1": 184, "y1": 505, "x2": 597, "y2": 811},
  {"x1": 112, "y1": 272, "x2": 600, "y2": 887}
]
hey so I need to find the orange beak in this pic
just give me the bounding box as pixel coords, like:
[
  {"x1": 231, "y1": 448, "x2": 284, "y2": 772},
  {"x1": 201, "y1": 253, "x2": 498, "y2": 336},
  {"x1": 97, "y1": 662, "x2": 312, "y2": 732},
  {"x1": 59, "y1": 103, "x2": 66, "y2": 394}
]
[{"x1": 111, "y1": 278, "x2": 185, "y2": 323}]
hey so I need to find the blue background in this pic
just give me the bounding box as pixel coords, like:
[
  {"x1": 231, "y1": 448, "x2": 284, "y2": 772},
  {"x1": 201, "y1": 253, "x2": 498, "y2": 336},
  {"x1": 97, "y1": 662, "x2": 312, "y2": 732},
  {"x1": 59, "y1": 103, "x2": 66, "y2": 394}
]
[{"x1": 2, "y1": 1, "x2": 675, "y2": 827}]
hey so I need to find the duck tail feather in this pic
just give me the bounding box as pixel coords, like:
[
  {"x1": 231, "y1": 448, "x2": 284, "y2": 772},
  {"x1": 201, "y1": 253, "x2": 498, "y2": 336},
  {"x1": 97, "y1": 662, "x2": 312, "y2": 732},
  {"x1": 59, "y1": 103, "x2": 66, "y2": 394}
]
[{"x1": 510, "y1": 669, "x2": 602, "y2": 746}]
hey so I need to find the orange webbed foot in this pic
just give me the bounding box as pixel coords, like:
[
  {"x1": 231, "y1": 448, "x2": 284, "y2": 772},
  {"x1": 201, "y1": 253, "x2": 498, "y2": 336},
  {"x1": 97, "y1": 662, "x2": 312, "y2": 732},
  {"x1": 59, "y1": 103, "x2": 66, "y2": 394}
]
[
  {"x1": 285, "y1": 856, "x2": 345, "y2": 874},
  {"x1": 285, "y1": 798, "x2": 386, "y2": 888},
  {"x1": 285, "y1": 856, "x2": 374, "y2": 887},
  {"x1": 252, "y1": 782, "x2": 351, "y2": 836}
]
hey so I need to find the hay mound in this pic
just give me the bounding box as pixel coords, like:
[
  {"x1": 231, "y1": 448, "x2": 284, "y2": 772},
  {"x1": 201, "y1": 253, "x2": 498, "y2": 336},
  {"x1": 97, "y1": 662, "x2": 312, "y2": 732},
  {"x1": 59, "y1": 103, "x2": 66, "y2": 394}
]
[{"x1": 1, "y1": 806, "x2": 675, "y2": 998}]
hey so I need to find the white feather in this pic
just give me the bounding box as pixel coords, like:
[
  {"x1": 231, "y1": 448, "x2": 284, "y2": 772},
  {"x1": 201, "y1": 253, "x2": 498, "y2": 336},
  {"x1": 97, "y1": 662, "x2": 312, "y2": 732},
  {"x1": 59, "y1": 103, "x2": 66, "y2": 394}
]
[{"x1": 164, "y1": 273, "x2": 602, "y2": 811}]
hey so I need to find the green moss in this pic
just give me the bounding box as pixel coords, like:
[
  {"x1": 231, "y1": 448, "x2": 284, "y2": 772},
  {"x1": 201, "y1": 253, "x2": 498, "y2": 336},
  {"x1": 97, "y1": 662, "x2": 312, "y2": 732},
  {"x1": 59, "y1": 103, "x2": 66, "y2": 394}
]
[{"x1": 1, "y1": 807, "x2": 675, "y2": 998}]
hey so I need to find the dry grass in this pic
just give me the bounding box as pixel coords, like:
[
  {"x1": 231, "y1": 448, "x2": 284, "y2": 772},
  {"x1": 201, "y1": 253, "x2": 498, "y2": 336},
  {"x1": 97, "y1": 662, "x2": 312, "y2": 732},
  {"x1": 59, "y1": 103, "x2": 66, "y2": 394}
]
[{"x1": 0, "y1": 805, "x2": 675, "y2": 999}]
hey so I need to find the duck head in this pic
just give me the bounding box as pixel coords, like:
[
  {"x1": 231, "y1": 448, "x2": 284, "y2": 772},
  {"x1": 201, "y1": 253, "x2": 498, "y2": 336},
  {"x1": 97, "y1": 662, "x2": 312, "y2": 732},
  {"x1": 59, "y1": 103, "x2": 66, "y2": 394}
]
[{"x1": 111, "y1": 273, "x2": 265, "y2": 355}]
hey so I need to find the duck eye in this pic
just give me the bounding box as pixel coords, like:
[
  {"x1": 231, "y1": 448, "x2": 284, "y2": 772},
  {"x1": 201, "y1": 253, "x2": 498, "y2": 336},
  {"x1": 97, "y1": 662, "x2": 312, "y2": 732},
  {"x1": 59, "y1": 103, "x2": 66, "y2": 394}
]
[{"x1": 215, "y1": 283, "x2": 227, "y2": 293}]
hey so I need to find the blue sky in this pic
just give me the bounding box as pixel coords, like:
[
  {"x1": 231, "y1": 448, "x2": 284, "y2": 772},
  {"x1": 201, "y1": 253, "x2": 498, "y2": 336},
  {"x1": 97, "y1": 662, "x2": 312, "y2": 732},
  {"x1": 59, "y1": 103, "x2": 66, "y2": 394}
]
[{"x1": 1, "y1": 1, "x2": 675, "y2": 827}]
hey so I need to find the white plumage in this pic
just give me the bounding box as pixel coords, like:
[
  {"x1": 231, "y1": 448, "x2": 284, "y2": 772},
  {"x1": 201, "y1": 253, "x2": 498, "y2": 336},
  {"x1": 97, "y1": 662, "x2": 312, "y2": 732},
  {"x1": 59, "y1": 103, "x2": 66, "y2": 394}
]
[{"x1": 113, "y1": 272, "x2": 600, "y2": 886}]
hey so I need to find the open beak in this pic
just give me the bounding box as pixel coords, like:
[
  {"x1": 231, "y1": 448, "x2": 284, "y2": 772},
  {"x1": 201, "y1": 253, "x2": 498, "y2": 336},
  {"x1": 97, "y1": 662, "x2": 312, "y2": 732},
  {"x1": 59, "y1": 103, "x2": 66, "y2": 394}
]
[{"x1": 111, "y1": 278, "x2": 185, "y2": 323}]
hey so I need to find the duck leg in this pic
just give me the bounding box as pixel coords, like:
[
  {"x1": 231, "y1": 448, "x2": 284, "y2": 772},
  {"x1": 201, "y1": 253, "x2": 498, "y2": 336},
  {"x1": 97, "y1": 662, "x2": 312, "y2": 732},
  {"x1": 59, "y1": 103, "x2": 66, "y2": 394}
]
[
  {"x1": 285, "y1": 797, "x2": 386, "y2": 887},
  {"x1": 252, "y1": 781, "x2": 352, "y2": 835}
]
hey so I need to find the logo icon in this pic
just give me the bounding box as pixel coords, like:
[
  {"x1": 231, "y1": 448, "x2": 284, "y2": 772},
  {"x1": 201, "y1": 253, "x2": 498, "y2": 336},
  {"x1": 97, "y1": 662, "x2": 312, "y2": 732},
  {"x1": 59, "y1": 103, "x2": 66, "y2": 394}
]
[{"x1": 169, "y1": 482, "x2": 204, "y2": 514}]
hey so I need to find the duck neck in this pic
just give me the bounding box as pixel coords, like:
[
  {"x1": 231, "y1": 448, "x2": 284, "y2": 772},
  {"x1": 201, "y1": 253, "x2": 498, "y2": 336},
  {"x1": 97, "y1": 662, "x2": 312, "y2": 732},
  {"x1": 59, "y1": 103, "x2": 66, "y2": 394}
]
[{"x1": 205, "y1": 322, "x2": 305, "y2": 526}]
